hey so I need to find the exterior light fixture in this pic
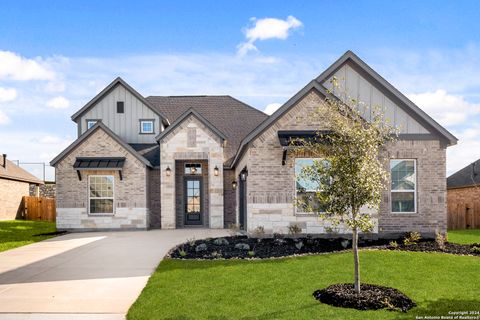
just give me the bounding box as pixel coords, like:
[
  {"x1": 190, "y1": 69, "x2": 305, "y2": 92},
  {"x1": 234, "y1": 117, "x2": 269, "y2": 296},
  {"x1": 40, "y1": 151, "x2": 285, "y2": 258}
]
[
  {"x1": 232, "y1": 180, "x2": 237, "y2": 190},
  {"x1": 214, "y1": 166, "x2": 219, "y2": 176},
  {"x1": 165, "y1": 166, "x2": 171, "y2": 176},
  {"x1": 191, "y1": 166, "x2": 197, "y2": 174}
]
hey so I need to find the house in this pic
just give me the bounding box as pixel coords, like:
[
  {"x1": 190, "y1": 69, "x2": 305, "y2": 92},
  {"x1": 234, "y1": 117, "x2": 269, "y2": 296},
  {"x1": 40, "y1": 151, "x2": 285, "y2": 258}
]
[
  {"x1": 51, "y1": 51, "x2": 457, "y2": 237},
  {"x1": 446, "y1": 160, "x2": 480, "y2": 229},
  {"x1": 0, "y1": 154, "x2": 44, "y2": 220}
]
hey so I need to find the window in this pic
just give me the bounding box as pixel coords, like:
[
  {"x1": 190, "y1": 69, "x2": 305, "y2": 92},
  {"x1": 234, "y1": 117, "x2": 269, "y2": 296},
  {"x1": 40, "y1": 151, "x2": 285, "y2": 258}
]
[
  {"x1": 390, "y1": 159, "x2": 416, "y2": 213},
  {"x1": 295, "y1": 158, "x2": 329, "y2": 213},
  {"x1": 185, "y1": 163, "x2": 202, "y2": 175},
  {"x1": 86, "y1": 120, "x2": 98, "y2": 129},
  {"x1": 117, "y1": 101, "x2": 124, "y2": 113},
  {"x1": 140, "y1": 120, "x2": 154, "y2": 134},
  {"x1": 88, "y1": 175, "x2": 114, "y2": 215}
]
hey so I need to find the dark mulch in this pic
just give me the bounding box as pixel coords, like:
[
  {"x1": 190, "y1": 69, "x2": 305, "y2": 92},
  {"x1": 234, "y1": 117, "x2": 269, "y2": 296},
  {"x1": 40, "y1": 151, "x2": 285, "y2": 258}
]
[
  {"x1": 168, "y1": 235, "x2": 480, "y2": 260},
  {"x1": 33, "y1": 230, "x2": 68, "y2": 237},
  {"x1": 313, "y1": 283, "x2": 416, "y2": 312}
]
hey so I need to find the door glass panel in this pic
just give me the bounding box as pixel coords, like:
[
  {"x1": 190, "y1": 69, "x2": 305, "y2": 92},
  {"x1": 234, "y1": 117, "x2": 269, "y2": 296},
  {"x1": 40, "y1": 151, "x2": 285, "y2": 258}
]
[{"x1": 186, "y1": 179, "x2": 201, "y2": 215}]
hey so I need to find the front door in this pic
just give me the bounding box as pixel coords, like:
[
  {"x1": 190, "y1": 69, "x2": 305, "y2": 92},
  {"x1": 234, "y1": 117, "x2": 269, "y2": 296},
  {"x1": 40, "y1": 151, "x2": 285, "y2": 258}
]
[{"x1": 184, "y1": 177, "x2": 203, "y2": 225}]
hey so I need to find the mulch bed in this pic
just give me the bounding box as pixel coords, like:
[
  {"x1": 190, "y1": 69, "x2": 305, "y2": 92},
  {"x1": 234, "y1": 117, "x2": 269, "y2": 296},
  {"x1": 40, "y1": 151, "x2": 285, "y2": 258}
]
[
  {"x1": 313, "y1": 283, "x2": 416, "y2": 312},
  {"x1": 168, "y1": 235, "x2": 480, "y2": 260}
]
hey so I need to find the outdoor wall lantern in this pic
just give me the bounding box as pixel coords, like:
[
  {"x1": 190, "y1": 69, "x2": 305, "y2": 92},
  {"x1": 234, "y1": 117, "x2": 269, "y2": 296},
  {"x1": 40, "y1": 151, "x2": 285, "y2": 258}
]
[
  {"x1": 191, "y1": 166, "x2": 197, "y2": 174},
  {"x1": 232, "y1": 180, "x2": 237, "y2": 190},
  {"x1": 165, "y1": 166, "x2": 171, "y2": 177},
  {"x1": 214, "y1": 165, "x2": 219, "y2": 176}
]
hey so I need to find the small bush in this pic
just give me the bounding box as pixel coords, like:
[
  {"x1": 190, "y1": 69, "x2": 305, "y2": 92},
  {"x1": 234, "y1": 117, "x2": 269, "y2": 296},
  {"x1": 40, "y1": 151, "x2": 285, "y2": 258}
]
[
  {"x1": 178, "y1": 247, "x2": 187, "y2": 257},
  {"x1": 251, "y1": 226, "x2": 265, "y2": 237},
  {"x1": 288, "y1": 224, "x2": 302, "y2": 235},
  {"x1": 340, "y1": 239, "x2": 350, "y2": 249},
  {"x1": 389, "y1": 240, "x2": 398, "y2": 248},
  {"x1": 213, "y1": 237, "x2": 229, "y2": 246},
  {"x1": 227, "y1": 223, "x2": 241, "y2": 236},
  {"x1": 247, "y1": 250, "x2": 255, "y2": 257},
  {"x1": 403, "y1": 232, "x2": 421, "y2": 246},
  {"x1": 187, "y1": 237, "x2": 196, "y2": 247},
  {"x1": 195, "y1": 243, "x2": 208, "y2": 252},
  {"x1": 295, "y1": 241, "x2": 304, "y2": 250},
  {"x1": 211, "y1": 250, "x2": 222, "y2": 258},
  {"x1": 234, "y1": 243, "x2": 250, "y2": 251},
  {"x1": 471, "y1": 246, "x2": 480, "y2": 254},
  {"x1": 435, "y1": 231, "x2": 446, "y2": 250}
]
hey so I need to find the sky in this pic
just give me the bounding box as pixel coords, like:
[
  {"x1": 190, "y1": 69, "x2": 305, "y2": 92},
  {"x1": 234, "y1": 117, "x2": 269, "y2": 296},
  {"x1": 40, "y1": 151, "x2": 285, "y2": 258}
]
[{"x1": 1, "y1": 0, "x2": 480, "y2": 178}]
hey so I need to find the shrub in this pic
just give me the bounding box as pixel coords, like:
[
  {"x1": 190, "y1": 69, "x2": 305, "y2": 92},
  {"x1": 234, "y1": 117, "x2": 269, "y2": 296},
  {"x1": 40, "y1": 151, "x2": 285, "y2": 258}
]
[
  {"x1": 227, "y1": 223, "x2": 241, "y2": 236},
  {"x1": 211, "y1": 250, "x2": 222, "y2": 258},
  {"x1": 178, "y1": 247, "x2": 187, "y2": 257},
  {"x1": 187, "y1": 237, "x2": 196, "y2": 247},
  {"x1": 234, "y1": 243, "x2": 250, "y2": 251},
  {"x1": 389, "y1": 240, "x2": 398, "y2": 248},
  {"x1": 403, "y1": 232, "x2": 421, "y2": 246},
  {"x1": 195, "y1": 243, "x2": 208, "y2": 252},
  {"x1": 213, "y1": 237, "x2": 229, "y2": 246},
  {"x1": 251, "y1": 226, "x2": 265, "y2": 237},
  {"x1": 295, "y1": 241, "x2": 304, "y2": 250},
  {"x1": 247, "y1": 250, "x2": 255, "y2": 257},
  {"x1": 471, "y1": 246, "x2": 480, "y2": 254},
  {"x1": 435, "y1": 231, "x2": 446, "y2": 250},
  {"x1": 288, "y1": 224, "x2": 302, "y2": 235},
  {"x1": 341, "y1": 239, "x2": 350, "y2": 249}
]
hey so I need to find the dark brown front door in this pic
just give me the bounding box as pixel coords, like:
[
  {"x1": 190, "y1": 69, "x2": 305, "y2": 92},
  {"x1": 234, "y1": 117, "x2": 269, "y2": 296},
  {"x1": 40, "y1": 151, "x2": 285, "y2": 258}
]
[{"x1": 184, "y1": 177, "x2": 202, "y2": 225}]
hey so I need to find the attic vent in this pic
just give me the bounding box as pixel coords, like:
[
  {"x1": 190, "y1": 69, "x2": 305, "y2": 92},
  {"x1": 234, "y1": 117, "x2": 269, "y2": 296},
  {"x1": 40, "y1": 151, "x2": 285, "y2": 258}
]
[{"x1": 117, "y1": 101, "x2": 124, "y2": 113}]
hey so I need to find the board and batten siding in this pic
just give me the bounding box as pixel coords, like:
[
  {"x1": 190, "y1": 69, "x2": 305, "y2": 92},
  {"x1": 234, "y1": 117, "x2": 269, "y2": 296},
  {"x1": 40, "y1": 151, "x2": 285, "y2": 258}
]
[
  {"x1": 323, "y1": 63, "x2": 429, "y2": 134},
  {"x1": 78, "y1": 84, "x2": 163, "y2": 143}
]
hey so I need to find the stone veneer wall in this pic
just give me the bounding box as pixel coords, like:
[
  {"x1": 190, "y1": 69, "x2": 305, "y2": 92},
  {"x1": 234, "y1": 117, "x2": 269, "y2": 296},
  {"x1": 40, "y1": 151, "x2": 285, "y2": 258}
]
[
  {"x1": 239, "y1": 89, "x2": 447, "y2": 237},
  {"x1": 55, "y1": 128, "x2": 149, "y2": 230},
  {"x1": 29, "y1": 183, "x2": 56, "y2": 198},
  {"x1": 0, "y1": 179, "x2": 29, "y2": 220},
  {"x1": 160, "y1": 115, "x2": 224, "y2": 229}
]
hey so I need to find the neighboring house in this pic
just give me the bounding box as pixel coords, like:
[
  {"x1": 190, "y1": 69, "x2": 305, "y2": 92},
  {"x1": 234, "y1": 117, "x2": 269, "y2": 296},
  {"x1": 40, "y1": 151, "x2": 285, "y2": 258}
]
[
  {"x1": 0, "y1": 154, "x2": 44, "y2": 220},
  {"x1": 446, "y1": 160, "x2": 480, "y2": 229},
  {"x1": 51, "y1": 51, "x2": 457, "y2": 237}
]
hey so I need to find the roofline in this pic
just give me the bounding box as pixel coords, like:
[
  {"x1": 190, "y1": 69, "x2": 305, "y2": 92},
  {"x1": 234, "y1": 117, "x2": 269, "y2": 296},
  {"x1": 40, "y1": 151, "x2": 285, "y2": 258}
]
[
  {"x1": 71, "y1": 77, "x2": 170, "y2": 126},
  {"x1": 156, "y1": 108, "x2": 227, "y2": 142},
  {"x1": 0, "y1": 174, "x2": 44, "y2": 185},
  {"x1": 50, "y1": 122, "x2": 152, "y2": 167},
  {"x1": 227, "y1": 80, "x2": 328, "y2": 168},
  {"x1": 315, "y1": 50, "x2": 458, "y2": 146}
]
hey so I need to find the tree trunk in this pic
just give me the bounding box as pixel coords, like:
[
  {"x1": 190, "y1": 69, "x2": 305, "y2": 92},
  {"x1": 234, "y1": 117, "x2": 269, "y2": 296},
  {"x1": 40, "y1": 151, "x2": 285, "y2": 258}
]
[{"x1": 352, "y1": 226, "x2": 361, "y2": 294}]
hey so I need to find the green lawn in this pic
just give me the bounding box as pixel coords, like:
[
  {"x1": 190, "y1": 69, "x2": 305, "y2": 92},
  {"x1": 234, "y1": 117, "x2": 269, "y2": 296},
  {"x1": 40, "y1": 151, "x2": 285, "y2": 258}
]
[
  {"x1": 448, "y1": 229, "x2": 480, "y2": 244},
  {"x1": 0, "y1": 220, "x2": 57, "y2": 252},
  {"x1": 128, "y1": 251, "x2": 479, "y2": 320}
]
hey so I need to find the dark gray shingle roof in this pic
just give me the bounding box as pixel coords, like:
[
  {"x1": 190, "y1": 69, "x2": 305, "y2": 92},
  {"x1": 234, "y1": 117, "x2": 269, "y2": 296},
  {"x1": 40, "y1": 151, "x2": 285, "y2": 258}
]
[
  {"x1": 146, "y1": 96, "x2": 268, "y2": 165},
  {"x1": 447, "y1": 160, "x2": 480, "y2": 189},
  {"x1": 129, "y1": 144, "x2": 160, "y2": 167}
]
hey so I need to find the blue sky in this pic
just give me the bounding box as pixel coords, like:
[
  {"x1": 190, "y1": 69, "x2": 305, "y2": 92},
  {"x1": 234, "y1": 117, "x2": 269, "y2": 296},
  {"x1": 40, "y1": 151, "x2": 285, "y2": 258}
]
[{"x1": 0, "y1": 0, "x2": 480, "y2": 177}]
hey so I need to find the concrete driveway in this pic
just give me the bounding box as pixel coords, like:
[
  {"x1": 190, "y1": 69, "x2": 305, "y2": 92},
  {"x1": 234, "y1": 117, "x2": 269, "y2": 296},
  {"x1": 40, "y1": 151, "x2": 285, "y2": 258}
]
[{"x1": 0, "y1": 229, "x2": 228, "y2": 319}]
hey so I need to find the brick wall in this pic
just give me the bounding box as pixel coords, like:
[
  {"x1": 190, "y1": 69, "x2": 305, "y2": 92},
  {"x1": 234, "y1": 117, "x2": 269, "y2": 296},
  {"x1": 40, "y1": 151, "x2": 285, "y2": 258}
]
[
  {"x1": 148, "y1": 168, "x2": 161, "y2": 228},
  {"x1": 223, "y1": 169, "x2": 237, "y2": 227},
  {"x1": 239, "y1": 89, "x2": 447, "y2": 237},
  {"x1": 0, "y1": 179, "x2": 29, "y2": 220},
  {"x1": 55, "y1": 128, "x2": 149, "y2": 230}
]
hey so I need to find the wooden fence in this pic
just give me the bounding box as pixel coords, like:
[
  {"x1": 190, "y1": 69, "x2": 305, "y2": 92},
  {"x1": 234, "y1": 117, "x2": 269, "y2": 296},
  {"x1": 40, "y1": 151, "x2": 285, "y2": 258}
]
[
  {"x1": 20, "y1": 196, "x2": 56, "y2": 222},
  {"x1": 447, "y1": 201, "x2": 480, "y2": 230}
]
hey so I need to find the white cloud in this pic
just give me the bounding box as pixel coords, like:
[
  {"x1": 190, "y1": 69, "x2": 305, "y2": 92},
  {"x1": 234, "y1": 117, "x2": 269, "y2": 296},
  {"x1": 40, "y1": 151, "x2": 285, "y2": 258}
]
[
  {"x1": 447, "y1": 126, "x2": 480, "y2": 175},
  {"x1": 0, "y1": 87, "x2": 17, "y2": 102},
  {"x1": 264, "y1": 103, "x2": 282, "y2": 115},
  {"x1": 0, "y1": 110, "x2": 9, "y2": 124},
  {"x1": 46, "y1": 96, "x2": 70, "y2": 109},
  {"x1": 408, "y1": 90, "x2": 480, "y2": 127},
  {"x1": 238, "y1": 16, "x2": 302, "y2": 56},
  {"x1": 0, "y1": 51, "x2": 55, "y2": 81}
]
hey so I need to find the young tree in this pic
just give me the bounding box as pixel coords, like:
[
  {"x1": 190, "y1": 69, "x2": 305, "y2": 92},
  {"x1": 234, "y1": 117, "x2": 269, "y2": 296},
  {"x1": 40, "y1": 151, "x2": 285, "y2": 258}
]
[{"x1": 295, "y1": 84, "x2": 397, "y2": 294}]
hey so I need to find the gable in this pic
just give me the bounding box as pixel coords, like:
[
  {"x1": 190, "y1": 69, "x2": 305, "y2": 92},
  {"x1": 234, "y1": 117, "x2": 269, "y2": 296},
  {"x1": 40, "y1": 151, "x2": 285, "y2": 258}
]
[{"x1": 322, "y1": 62, "x2": 429, "y2": 134}]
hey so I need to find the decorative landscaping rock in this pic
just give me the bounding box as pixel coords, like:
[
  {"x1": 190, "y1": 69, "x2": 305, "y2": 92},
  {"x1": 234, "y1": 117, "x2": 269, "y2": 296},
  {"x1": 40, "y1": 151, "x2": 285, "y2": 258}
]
[
  {"x1": 312, "y1": 283, "x2": 416, "y2": 312},
  {"x1": 195, "y1": 243, "x2": 208, "y2": 252},
  {"x1": 168, "y1": 235, "x2": 480, "y2": 260}
]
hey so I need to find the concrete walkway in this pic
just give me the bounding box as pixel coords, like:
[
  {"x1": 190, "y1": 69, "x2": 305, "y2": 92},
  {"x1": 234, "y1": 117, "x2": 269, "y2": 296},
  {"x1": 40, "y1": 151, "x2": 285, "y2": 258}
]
[{"x1": 0, "y1": 229, "x2": 228, "y2": 319}]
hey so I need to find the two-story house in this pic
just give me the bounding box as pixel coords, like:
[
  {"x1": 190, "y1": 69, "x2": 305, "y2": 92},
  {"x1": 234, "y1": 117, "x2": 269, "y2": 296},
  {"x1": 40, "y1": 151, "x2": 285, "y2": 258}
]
[{"x1": 51, "y1": 51, "x2": 457, "y2": 237}]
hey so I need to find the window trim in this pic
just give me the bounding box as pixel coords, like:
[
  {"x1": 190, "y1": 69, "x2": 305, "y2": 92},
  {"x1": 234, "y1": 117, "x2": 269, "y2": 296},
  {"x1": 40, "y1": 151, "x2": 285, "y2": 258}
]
[
  {"x1": 86, "y1": 119, "x2": 100, "y2": 130},
  {"x1": 139, "y1": 119, "x2": 155, "y2": 134},
  {"x1": 390, "y1": 159, "x2": 417, "y2": 214},
  {"x1": 294, "y1": 157, "x2": 323, "y2": 215},
  {"x1": 88, "y1": 175, "x2": 115, "y2": 216}
]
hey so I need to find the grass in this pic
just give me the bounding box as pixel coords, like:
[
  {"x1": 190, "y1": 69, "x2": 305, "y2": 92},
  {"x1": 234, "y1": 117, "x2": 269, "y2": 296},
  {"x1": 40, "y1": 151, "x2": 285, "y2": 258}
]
[
  {"x1": 448, "y1": 229, "x2": 480, "y2": 244},
  {"x1": 0, "y1": 220, "x2": 57, "y2": 252},
  {"x1": 127, "y1": 250, "x2": 479, "y2": 320}
]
